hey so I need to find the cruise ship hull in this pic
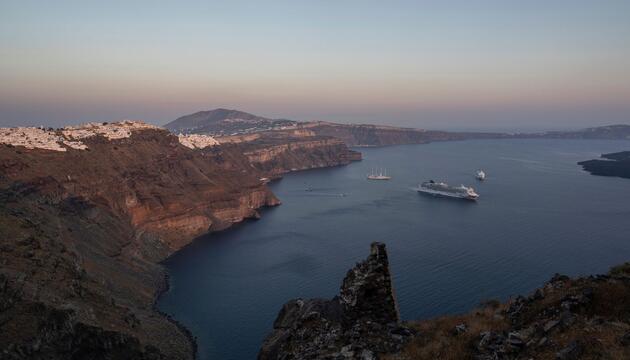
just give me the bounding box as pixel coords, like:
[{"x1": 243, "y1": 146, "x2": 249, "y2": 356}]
[{"x1": 416, "y1": 187, "x2": 478, "y2": 201}]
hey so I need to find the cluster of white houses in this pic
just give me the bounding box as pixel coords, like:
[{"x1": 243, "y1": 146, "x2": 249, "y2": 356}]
[{"x1": 0, "y1": 120, "x2": 219, "y2": 152}]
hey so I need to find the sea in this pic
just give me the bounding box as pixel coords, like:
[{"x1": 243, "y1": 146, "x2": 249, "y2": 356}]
[{"x1": 158, "y1": 139, "x2": 630, "y2": 359}]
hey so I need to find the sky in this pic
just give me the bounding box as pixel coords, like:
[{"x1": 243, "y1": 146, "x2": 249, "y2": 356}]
[{"x1": 1, "y1": 0, "x2": 629, "y2": 130}]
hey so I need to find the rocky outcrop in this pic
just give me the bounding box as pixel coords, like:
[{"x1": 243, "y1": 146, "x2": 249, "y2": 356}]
[
  {"x1": 578, "y1": 151, "x2": 630, "y2": 179},
  {"x1": 390, "y1": 263, "x2": 630, "y2": 360},
  {"x1": 259, "y1": 243, "x2": 412, "y2": 360},
  {"x1": 0, "y1": 127, "x2": 280, "y2": 358},
  {"x1": 261, "y1": 245, "x2": 630, "y2": 360}
]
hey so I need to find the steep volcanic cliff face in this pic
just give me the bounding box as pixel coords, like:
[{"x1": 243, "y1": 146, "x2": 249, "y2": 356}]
[
  {"x1": 0, "y1": 126, "x2": 279, "y2": 358},
  {"x1": 217, "y1": 130, "x2": 361, "y2": 177},
  {"x1": 302, "y1": 122, "x2": 509, "y2": 147}
]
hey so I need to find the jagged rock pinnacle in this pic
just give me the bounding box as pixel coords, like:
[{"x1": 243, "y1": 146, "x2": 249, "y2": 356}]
[{"x1": 258, "y1": 242, "x2": 411, "y2": 360}]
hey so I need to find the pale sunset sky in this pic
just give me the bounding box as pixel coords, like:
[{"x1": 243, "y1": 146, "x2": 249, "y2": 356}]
[{"x1": 1, "y1": 0, "x2": 629, "y2": 130}]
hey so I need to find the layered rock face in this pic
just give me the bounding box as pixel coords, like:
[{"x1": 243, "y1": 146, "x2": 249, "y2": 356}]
[
  {"x1": 302, "y1": 122, "x2": 509, "y2": 147},
  {"x1": 259, "y1": 243, "x2": 412, "y2": 360},
  {"x1": 0, "y1": 126, "x2": 279, "y2": 358},
  {"x1": 217, "y1": 130, "x2": 362, "y2": 177}
]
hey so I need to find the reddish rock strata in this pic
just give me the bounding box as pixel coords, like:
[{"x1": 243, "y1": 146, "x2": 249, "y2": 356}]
[{"x1": 0, "y1": 128, "x2": 280, "y2": 358}]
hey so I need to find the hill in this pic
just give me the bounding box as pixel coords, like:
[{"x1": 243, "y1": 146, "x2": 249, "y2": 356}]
[{"x1": 164, "y1": 108, "x2": 297, "y2": 136}]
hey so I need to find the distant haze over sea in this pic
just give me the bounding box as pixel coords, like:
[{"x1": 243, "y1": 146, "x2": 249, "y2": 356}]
[
  {"x1": 2, "y1": 2, "x2": 630, "y2": 130},
  {"x1": 1, "y1": 105, "x2": 628, "y2": 133}
]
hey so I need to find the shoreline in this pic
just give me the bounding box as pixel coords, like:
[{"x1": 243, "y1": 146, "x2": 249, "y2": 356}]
[{"x1": 153, "y1": 271, "x2": 199, "y2": 359}]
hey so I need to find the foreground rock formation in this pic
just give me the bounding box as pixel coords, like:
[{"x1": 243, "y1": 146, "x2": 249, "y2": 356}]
[
  {"x1": 260, "y1": 243, "x2": 630, "y2": 360},
  {"x1": 0, "y1": 123, "x2": 281, "y2": 358},
  {"x1": 393, "y1": 263, "x2": 630, "y2": 360},
  {"x1": 259, "y1": 243, "x2": 413, "y2": 360}
]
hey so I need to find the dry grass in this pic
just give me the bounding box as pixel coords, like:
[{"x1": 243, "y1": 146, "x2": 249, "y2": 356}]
[
  {"x1": 610, "y1": 262, "x2": 630, "y2": 277},
  {"x1": 385, "y1": 304, "x2": 509, "y2": 360},
  {"x1": 387, "y1": 272, "x2": 630, "y2": 360}
]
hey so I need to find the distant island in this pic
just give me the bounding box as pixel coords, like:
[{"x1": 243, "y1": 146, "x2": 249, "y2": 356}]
[
  {"x1": 166, "y1": 108, "x2": 630, "y2": 147},
  {"x1": 578, "y1": 151, "x2": 630, "y2": 179}
]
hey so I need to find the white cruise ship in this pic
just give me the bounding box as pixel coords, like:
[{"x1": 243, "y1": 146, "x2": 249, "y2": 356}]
[{"x1": 416, "y1": 180, "x2": 479, "y2": 200}]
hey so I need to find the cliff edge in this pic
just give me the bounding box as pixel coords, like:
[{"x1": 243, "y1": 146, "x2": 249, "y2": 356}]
[{"x1": 0, "y1": 122, "x2": 280, "y2": 358}]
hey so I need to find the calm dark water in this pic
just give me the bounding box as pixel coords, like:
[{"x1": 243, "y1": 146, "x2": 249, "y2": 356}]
[{"x1": 158, "y1": 139, "x2": 630, "y2": 360}]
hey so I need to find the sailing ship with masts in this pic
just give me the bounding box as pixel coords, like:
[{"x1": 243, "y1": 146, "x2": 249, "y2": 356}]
[{"x1": 367, "y1": 167, "x2": 391, "y2": 180}]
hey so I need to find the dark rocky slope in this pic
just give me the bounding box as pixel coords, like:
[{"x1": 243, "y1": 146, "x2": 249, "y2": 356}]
[
  {"x1": 0, "y1": 128, "x2": 280, "y2": 358},
  {"x1": 578, "y1": 151, "x2": 630, "y2": 179},
  {"x1": 260, "y1": 244, "x2": 630, "y2": 360}
]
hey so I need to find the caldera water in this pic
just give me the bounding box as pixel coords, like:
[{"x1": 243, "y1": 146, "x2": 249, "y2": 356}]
[{"x1": 158, "y1": 139, "x2": 630, "y2": 360}]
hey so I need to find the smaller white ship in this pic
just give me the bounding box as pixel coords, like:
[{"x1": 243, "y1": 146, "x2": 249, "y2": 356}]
[
  {"x1": 367, "y1": 168, "x2": 391, "y2": 180},
  {"x1": 476, "y1": 170, "x2": 486, "y2": 181}
]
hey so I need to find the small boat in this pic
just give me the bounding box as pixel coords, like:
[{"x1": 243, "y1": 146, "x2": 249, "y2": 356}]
[
  {"x1": 416, "y1": 180, "x2": 479, "y2": 201},
  {"x1": 476, "y1": 170, "x2": 486, "y2": 181},
  {"x1": 367, "y1": 168, "x2": 391, "y2": 180}
]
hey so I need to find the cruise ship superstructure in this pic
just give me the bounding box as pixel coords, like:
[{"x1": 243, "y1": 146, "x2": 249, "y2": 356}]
[{"x1": 416, "y1": 180, "x2": 479, "y2": 200}]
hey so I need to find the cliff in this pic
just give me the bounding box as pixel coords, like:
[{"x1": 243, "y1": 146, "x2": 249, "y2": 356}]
[
  {"x1": 164, "y1": 109, "x2": 510, "y2": 147},
  {"x1": 165, "y1": 108, "x2": 630, "y2": 147},
  {"x1": 216, "y1": 129, "x2": 361, "y2": 177},
  {"x1": 301, "y1": 122, "x2": 508, "y2": 147},
  {"x1": 538, "y1": 125, "x2": 630, "y2": 140},
  {"x1": 0, "y1": 123, "x2": 279, "y2": 358},
  {"x1": 259, "y1": 243, "x2": 413, "y2": 360},
  {"x1": 578, "y1": 151, "x2": 630, "y2": 179},
  {"x1": 260, "y1": 244, "x2": 630, "y2": 360}
]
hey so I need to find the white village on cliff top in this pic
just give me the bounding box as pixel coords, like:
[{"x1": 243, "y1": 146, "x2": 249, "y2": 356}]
[{"x1": 0, "y1": 120, "x2": 219, "y2": 152}]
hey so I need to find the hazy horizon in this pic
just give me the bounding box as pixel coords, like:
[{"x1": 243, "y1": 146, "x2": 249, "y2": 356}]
[{"x1": 2, "y1": 0, "x2": 629, "y2": 130}]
